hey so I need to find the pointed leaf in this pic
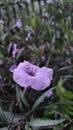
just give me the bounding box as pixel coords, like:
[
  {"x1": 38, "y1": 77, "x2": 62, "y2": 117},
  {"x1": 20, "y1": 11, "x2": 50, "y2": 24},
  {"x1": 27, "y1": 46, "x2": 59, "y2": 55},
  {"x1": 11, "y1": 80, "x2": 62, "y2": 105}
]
[
  {"x1": 28, "y1": 119, "x2": 65, "y2": 127},
  {"x1": 16, "y1": 86, "x2": 29, "y2": 109},
  {"x1": 0, "y1": 107, "x2": 10, "y2": 125},
  {"x1": 32, "y1": 87, "x2": 55, "y2": 111}
]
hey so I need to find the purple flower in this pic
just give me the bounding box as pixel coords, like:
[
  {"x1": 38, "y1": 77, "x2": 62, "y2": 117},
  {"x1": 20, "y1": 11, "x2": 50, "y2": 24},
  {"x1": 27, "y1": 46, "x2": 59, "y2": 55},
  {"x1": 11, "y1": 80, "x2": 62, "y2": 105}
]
[
  {"x1": 25, "y1": 37, "x2": 28, "y2": 42},
  {"x1": 51, "y1": 21, "x2": 55, "y2": 26},
  {"x1": 46, "y1": 90, "x2": 53, "y2": 98},
  {"x1": 9, "y1": 64, "x2": 17, "y2": 72},
  {"x1": 12, "y1": 43, "x2": 21, "y2": 58},
  {"x1": 46, "y1": 0, "x2": 51, "y2": 4},
  {"x1": 26, "y1": 0, "x2": 31, "y2": 3},
  {"x1": 16, "y1": 19, "x2": 22, "y2": 28},
  {"x1": 41, "y1": 56, "x2": 46, "y2": 62},
  {"x1": 0, "y1": 59, "x2": 3, "y2": 66},
  {"x1": 25, "y1": 32, "x2": 32, "y2": 41},
  {"x1": 13, "y1": 61, "x2": 53, "y2": 91}
]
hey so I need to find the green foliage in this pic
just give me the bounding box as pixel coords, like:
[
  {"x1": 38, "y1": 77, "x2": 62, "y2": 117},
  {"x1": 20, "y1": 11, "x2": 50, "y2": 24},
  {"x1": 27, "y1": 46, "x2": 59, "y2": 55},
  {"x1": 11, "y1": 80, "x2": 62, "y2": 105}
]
[
  {"x1": 32, "y1": 87, "x2": 55, "y2": 111},
  {"x1": 0, "y1": 107, "x2": 10, "y2": 125},
  {"x1": 27, "y1": 118, "x2": 65, "y2": 127},
  {"x1": 0, "y1": 0, "x2": 73, "y2": 129},
  {"x1": 56, "y1": 77, "x2": 73, "y2": 119},
  {"x1": 0, "y1": 107, "x2": 22, "y2": 129},
  {"x1": 16, "y1": 86, "x2": 29, "y2": 109}
]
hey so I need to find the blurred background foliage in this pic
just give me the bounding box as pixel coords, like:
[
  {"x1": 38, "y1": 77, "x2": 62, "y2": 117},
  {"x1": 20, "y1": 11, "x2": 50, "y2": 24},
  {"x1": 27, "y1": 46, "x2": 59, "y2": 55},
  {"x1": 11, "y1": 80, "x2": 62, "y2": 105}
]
[{"x1": 0, "y1": 0, "x2": 73, "y2": 130}]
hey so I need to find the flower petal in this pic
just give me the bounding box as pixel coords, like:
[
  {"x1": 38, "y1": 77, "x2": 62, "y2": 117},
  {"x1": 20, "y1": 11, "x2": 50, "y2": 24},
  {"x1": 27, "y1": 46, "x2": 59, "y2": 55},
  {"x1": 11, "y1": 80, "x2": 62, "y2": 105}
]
[
  {"x1": 9, "y1": 64, "x2": 17, "y2": 72},
  {"x1": 46, "y1": 90, "x2": 53, "y2": 98},
  {"x1": 13, "y1": 69, "x2": 33, "y2": 89},
  {"x1": 20, "y1": 61, "x2": 40, "y2": 75},
  {"x1": 16, "y1": 19, "x2": 22, "y2": 28},
  {"x1": 31, "y1": 67, "x2": 53, "y2": 91},
  {"x1": 35, "y1": 67, "x2": 53, "y2": 80},
  {"x1": 31, "y1": 76, "x2": 51, "y2": 91}
]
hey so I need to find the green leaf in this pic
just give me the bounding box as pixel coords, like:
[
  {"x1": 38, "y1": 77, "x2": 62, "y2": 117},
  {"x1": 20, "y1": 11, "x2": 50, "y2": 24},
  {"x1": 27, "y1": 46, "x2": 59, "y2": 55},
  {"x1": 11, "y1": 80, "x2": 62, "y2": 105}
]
[
  {"x1": 16, "y1": 86, "x2": 23, "y2": 111},
  {"x1": 32, "y1": 87, "x2": 55, "y2": 111},
  {"x1": 27, "y1": 119, "x2": 65, "y2": 127},
  {"x1": 16, "y1": 86, "x2": 29, "y2": 109},
  {"x1": 25, "y1": 25, "x2": 35, "y2": 34},
  {"x1": 0, "y1": 107, "x2": 10, "y2": 125},
  {"x1": 56, "y1": 77, "x2": 73, "y2": 117},
  {"x1": 0, "y1": 107, "x2": 22, "y2": 125},
  {"x1": 57, "y1": 66, "x2": 72, "y2": 72},
  {"x1": 30, "y1": 13, "x2": 37, "y2": 29},
  {"x1": 3, "y1": 111, "x2": 23, "y2": 124}
]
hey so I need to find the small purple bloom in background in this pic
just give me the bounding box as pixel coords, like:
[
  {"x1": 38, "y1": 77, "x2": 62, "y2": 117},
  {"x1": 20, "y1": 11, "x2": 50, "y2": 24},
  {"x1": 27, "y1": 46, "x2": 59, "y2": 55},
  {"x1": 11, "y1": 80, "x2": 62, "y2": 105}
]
[
  {"x1": 13, "y1": 60, "x2": 53, "y2": 91},
  {"x1": 47, "y1": 90, "x2": 53, "y2": 98},
  {"x1": 39, "y1": 45, "x2": 46, "y2": 53},
  {"x1": 0, "y1": 59, "x2": 3, "y2": 66},
  {"x1": 28, "y1": 32, "x2": 31, "y2": 38},
  {"x1": 12, "y1": 43, "x2": 21, "y2": 58},
  {"x1": 25, "y1": 32, "x2": 32, "y2": 41},
  {"x1": 9, "y1": 64, "x2": 17, "y2": 72},
  {"x1": 41, "y1": 56, "x2": 46, "y2": 62},
  {"x1": 16, "y1": 19, "x2": 22, "y2": 28},
  {"x1": 26, "y1": 0, "x2": 31, "y2": 3},
  {"x1": 51, "y1": 21, "x2": 55, "y2": 26},
  {"x1": 46, "y1": 0, "x2": 51, "y2": 4},
  {"x1": 25, "y1": 37, "x2": 29, "y2": 42}
]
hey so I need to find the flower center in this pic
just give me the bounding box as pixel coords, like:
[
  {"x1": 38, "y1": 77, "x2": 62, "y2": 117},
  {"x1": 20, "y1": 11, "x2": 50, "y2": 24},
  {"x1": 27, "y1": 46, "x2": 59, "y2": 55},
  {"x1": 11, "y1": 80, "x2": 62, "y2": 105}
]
[{"x1": 25, "y1": 66, "x2": 35, "y2": 76}]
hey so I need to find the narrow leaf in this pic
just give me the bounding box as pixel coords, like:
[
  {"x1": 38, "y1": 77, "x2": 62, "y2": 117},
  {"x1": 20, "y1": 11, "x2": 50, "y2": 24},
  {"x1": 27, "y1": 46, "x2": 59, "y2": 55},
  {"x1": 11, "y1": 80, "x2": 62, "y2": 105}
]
[
  {"x1": 32, "y1": 87, "x2": 55, "y2": 111},
  {"x1": 28, "y1": 119, "x2": 65, "y2": 127},
  {"x1": 0, "y1": 127, "x2": 8, "y2": 130},
  {"x1": 0, "y1": 107, "x2": 9, "y2": 125}
]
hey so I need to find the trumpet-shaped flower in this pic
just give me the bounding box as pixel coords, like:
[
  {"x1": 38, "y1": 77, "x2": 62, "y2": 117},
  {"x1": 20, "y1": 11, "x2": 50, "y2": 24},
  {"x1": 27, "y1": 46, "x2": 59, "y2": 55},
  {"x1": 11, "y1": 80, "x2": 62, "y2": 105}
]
[{"x1": 13, "y1": 61, "x2": 53, "y2": 91}]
